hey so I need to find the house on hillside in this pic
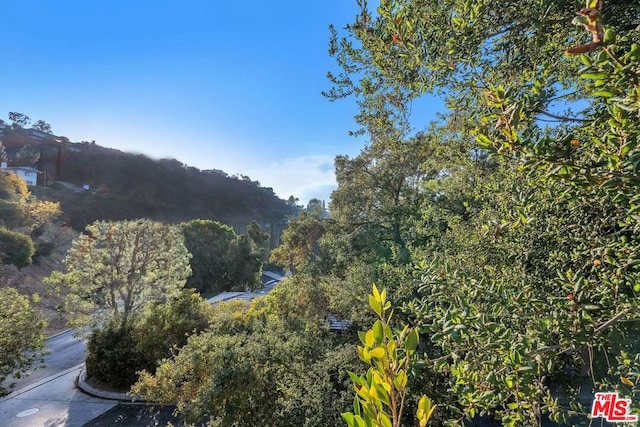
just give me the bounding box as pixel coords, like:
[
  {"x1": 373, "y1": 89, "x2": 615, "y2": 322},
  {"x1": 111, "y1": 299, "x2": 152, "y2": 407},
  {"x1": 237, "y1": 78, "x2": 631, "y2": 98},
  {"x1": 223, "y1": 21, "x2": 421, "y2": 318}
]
[
  {"x1": 0, "y1": 162, "x2": 40, "y2": 186},
  {"x1": 203, "y1": 168, "x2": 229, "y2": 177},
  {"x1": 29, "y1": 129, "x2": 51, "y2": 140}
]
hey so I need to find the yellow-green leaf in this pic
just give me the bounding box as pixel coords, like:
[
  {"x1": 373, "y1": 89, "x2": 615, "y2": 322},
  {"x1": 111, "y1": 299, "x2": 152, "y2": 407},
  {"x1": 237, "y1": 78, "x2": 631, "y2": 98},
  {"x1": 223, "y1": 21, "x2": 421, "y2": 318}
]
[
  {"x1": 621, "y1": 376, "x2": 635, "y2": 386},
  {"x1": 604, "y1": 28, "x2": 616, "y2": 45},
  {"x1": 593, "y1": 90, "x2": 615, "y2": 98},
  {"x1": 373, "y1": 320, "x2": 384, "y2": 344},
  {"x1": 370, "y1": 347, "x2": 385, "y2": 359},
  {"x1": 358, "y1": 331, "x2": 367, "y2": 346},
  {"x1": 372, "y1": 284, "x2": 381, "y2": 302},
  {"x1": 356, "y1": 385, "x2": 369, "y2": 400},
  {"x1": 341, "y1": 412, "x2": 355, "y2": 427},
  {"x1": 405, "y1": 329, "x2": 419, "y2": 352},
  {"x1": 417, "y1": 395, "x2": 436, "y2": 426},
  {"x1": 365, "y1": 330, "x2": 375, "y2": 347},
  {"x1": 369, "y1": 294, "x2": 382, "y2": 317},
  {"x1": 394, "y1": 370, "x2": 408, "y2": 390},
  {"x1": 580, "y1": 54, "x2": 593, "y2": 66},
  {"x1": 378, "y1": 412, "x2": 392, "y2": 427}
]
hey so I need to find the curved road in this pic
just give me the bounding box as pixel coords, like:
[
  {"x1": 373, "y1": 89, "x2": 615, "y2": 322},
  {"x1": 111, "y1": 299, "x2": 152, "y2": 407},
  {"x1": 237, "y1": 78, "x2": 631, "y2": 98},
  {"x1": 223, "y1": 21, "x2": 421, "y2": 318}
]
[
  {"x1": 0, "y1": 330, "x2": 118, "y2": 427},
  {"x1": 2, "y1": 329, "x2": 86, "y2": 394}
]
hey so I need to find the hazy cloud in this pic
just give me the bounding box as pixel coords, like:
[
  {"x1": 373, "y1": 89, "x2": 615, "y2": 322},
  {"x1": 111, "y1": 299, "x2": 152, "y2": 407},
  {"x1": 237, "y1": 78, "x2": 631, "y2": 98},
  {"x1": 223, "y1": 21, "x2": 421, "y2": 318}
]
[{"x1": 248, "y1": 155, "x2": 337, "y2": 205}]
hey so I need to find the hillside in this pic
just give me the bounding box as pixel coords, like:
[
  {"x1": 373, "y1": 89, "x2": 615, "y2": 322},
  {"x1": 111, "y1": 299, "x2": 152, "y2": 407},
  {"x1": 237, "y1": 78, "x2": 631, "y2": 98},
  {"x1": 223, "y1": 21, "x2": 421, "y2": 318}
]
[{"x1": 2, "y1": 129, "x2": 296, "y2": 231}]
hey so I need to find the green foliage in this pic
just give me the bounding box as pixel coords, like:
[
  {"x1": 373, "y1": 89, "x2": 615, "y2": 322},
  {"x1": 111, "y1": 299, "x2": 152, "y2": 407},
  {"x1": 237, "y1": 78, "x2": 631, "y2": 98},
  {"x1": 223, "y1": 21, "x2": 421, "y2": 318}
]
[
  {"x1": 181, "y1": 219, "x2": 263, "y2": 294},
  {"x1": 0, "y1": 171, "x2": 28, "y2": 202},
  {"x1": 132, "y1": 288, "x2": 215, "y2": 372},
  {"x1": 0, "y1": 228, "x2": 35, "y2": 268},
  {"x1": 39, "y1": 148, "x2": 294, "y2": 231},
  {"x1": 8, "y1": 112, "x2": 31, "y2": 129},
  {"x1": 246, "y1": 219, "x2": 270, "y2": 261},
  {"x1": 227, "y1": 233, "x2": 263, "y2": 291},
  {"x1": 86, "y1": 289, "x2": 215, "y2": 389},
  {"x1": 133, "y1": 274, "x2": 361, "y2": 426},
  {"x1": 22, "y1": 200, "x2": 61, "y2": 230},
  {"x1": 329, "y1": 134, "x2": 436, "y2": 268},
  {"x1": 306, "y1": 198, "x2": 328, "y2": 217},
  {"x1": 343, "y1": 285, "x2": 434, "y2": 427},
  {"x1": 269, "y1": 210, "x2": 328, "y2": 274},
  {"x1": 86, "y1": 322, "x2": 146, "y2": 390},
  {"x1": 14, "y1": 144, "x2": 40, "y2": 166},
  {"x1": 32, "y1": 120, "x2": 51, "y2": 133},
  {"x1": 181, "y1": 219, "x2": 238, "y2": 293},
  {"x1": 0, "y1": 287, "x2": 46, "y2": 396},
  {"x1": 324, "y1": 0, "x2": 640, "y2": 425},
  {"x1": 436, "y1": 8, "x2": 640, "y2": 424},
  {"x1": 46, "y1": 219, "x2": 191, "y2": 329},
  {"x1": 0, "y1": 171, "x2": 61, "y2": 230}
]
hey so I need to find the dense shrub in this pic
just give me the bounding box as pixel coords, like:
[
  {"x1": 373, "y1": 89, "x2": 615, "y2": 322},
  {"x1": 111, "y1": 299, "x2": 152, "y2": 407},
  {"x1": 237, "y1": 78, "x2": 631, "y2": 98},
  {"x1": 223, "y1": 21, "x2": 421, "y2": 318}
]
[
  {"x1": 0, "y1": 228, "x2": 35, "y2": 268},
  {"x1": 86, "y1": 323, "x2": 145, "y2": 390},
  {"x1": 86, "y1": 290, "x2": 215, "y2": 389},
  {"x1": 0, "y1": 287, "x2": 46, "y2": 397},
  {"x1": 0, "y1": 200, "x2": 21, "y2": 229},
  {"x1": 32, "y1": 241, "x2": 54, "y2": 263},
  {"x1": 132, "y1": 289, "x2": 216, "y2": 373},
  {"x1": 133, "y1": 275, "x2": 361, "y2": 426}
]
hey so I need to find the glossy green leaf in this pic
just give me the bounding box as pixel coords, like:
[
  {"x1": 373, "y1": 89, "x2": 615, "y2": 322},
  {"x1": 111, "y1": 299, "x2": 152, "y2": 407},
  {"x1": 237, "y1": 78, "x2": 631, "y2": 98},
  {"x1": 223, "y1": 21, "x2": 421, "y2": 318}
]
[{"x1": 405, "y1": 329, "x2": 419, "y2": 352}]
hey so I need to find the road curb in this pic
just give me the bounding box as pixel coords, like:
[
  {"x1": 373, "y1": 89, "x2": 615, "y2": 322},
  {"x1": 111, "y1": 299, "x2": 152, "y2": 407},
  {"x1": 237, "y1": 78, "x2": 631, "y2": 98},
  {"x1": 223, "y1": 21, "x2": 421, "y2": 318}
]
[
  {"x1": 46, "y1": 328, "x2": 73, "y2": 340},
  {"x1": 76, "y1": 366, "x2": 144, "y2": 402},
  {"x1": 0, "y1": 363, "x2": 85, "y2": 404}
]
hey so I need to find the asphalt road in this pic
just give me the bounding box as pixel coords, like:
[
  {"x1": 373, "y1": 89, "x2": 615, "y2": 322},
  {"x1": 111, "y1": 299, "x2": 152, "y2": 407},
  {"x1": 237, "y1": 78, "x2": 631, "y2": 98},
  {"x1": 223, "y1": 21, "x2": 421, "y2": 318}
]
[
  {"x1": 0, "y1": 364, "x2": 116, "y2": 427},
  {"x1": 0, "y1": 330, "x2": 116, "y2": 426},
  {"x1": 2, "y1": 329, "x2": 86, "y2": 394}
]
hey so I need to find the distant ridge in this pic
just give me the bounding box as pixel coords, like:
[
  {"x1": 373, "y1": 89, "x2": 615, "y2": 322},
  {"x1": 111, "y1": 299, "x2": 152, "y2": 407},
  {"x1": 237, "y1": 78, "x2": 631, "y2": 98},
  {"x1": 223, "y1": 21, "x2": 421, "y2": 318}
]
[{"x1": 1, "y1": 126, "x2": 296, "y2": 232}]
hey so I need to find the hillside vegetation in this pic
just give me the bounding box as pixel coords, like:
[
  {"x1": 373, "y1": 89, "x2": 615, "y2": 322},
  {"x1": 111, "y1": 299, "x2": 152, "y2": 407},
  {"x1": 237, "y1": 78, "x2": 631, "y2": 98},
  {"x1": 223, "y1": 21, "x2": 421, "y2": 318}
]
[{"x1": 1, "y1": 122, "x2": 295, "y2": 231}]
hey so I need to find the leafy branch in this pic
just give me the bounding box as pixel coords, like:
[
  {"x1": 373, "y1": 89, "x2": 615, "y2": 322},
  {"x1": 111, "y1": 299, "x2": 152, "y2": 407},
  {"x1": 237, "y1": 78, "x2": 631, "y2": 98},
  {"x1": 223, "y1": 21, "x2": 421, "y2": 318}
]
[{"x1": 342, "y1": 284, "x2": 435, "y2": 427}]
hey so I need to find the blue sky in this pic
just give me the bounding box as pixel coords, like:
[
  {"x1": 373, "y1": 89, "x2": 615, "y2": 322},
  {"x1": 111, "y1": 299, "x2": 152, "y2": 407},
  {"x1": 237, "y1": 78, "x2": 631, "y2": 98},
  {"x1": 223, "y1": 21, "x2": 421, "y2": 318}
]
[{"x1": 2, "y1": 1, "x2": 441, "y2": 204}]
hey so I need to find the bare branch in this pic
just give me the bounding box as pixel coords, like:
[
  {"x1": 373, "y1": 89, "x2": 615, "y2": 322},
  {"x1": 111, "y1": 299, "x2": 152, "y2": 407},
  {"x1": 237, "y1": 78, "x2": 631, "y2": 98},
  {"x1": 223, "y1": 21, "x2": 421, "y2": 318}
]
[{"x1": 532, "y1": 108, "x2": 590, "y2": 123}]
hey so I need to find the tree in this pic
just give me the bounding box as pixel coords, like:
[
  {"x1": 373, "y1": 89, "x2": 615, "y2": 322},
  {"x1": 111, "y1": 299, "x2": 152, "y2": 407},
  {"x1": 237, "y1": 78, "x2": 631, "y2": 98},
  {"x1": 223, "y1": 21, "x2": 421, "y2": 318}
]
[
  {"x1": 133, "y1": 274, "x2": 361, "y2": 426},
  {"x1": 0, "y1": 171, "x2": 58, "y2": 269},
  {"x1": 246, "y1": 219, "x2": 269, "y2": 261},
  {"x1": 85, "y1": 289, "x2": 215, "y2": 389},
  {"x1": 0, "y1": 141, "x2": 6, "y2": 162},
  {"x1": 132, "y1": 289, "x2": 215, "y2": 370},
  {"x1": 228, "y1": 234, "x2": 263, "y2": 290},
  {"x1": 286, "y1": 195, "x2": 300, "y2": 208},
  {"x1": 329, "y1": 133, "x2": 435, "y2": 267},
  {"x1": 269, "y1": 211, "x2": 328, "y2": 274},
  {"x1": 0, "y1": 228, "x2": 35, "y2": 268},
  {"x1": 0, "y1": 172, "x2": 28, "y2": 202},
  {"x1": 14, "y1": 144, "x2": 40, "y2": 166},
  {"x1": 327, "y1": 0, "x2": 640, "y2": 424},
  {"x1": 0, "y1": 288, "x2": 46, "y2": 397},
  {"x1": 0, "y1": 172, "x2": 60, "y2": 230},
  {"x1": 306, "y1": 198, "x2": 326, "y2": 217},
  {"x1": 46, "y1": 219, "x2": 191, "y2": 329},
  {"x1": 23, "y1": 200, "x2": 60, "y2": 230},
  {"x1": 181, "y1": 219, "x2": 262, "y2": 294},
  {"x1": 31, "y1": 120, "x2": 52, "y2": 133},
  {"x1": 8, "y1": 112, "x2": 31, "y2": 129}
]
